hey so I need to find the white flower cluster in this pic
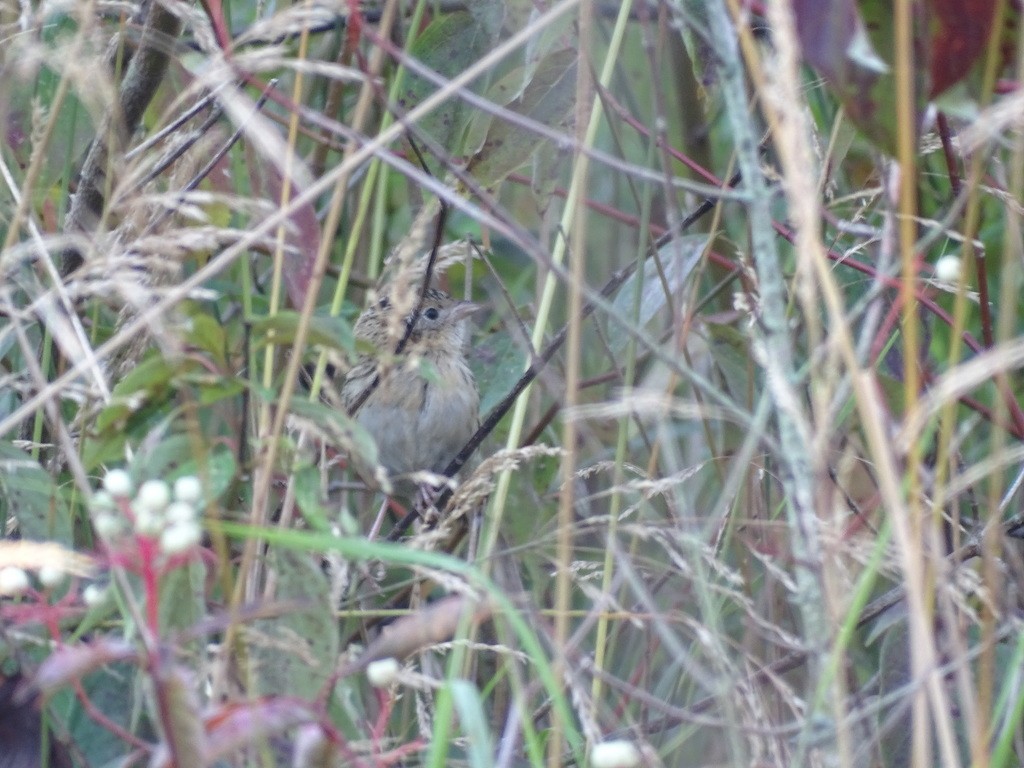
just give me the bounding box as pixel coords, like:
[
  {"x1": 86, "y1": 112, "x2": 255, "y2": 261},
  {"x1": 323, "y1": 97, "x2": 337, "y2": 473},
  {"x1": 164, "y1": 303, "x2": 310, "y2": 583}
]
[
  {"x1": 0, "y1": 562, "x2": 78, "y2": 598},
  {"x1": 0, "y1": 473, "x2": 205, "y2": 603},
  {"x1": 96, "y1": 471, "x2": 204, "y2": 555},
  {"x1": 0, "y1": 561, "x2": 72, "y2": 598}
]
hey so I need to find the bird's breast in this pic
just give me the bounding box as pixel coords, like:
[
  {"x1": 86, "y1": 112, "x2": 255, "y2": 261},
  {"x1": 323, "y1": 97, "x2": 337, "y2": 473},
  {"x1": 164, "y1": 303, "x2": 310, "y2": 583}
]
[{"x1": 357, "y1": 357, "x2": 478, "y2": 477}]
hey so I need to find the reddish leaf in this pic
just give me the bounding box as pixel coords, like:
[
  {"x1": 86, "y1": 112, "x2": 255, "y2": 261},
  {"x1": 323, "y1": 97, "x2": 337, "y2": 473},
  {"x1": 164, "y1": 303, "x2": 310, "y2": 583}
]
[
  {"x1": 345, "y1": 0, "x2": 363, "y2": 53},
  {"x1": 795, "y1": 0, "x2": 1003, "y2": 153},
  {"x1": 928, "y1": 0, "x2": 998, "y2": 96},
  {"x1": 794, "y1": 0, "x2": 900, "y2": 152}
]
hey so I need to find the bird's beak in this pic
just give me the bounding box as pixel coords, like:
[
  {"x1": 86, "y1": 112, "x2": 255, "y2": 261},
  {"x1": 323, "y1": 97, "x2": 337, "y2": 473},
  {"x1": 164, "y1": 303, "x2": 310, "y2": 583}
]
[{"x1": 449, "y1": 300, "x2": 481, "y2": 322}]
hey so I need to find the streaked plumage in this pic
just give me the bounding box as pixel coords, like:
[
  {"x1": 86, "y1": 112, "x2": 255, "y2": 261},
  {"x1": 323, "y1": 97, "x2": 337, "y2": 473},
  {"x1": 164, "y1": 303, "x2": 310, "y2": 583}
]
[{"x1": 342, "y1": 287, "x2": 479, "y2": 485}]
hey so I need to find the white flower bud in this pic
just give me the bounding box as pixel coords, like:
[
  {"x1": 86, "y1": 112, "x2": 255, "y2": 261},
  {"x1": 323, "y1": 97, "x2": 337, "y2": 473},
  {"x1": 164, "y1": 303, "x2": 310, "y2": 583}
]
[
  {"x1": 935, "y1": 255, "x2": 962, "y2": 283},
  {"x1": 591, "y1": 740, "x2": 641, "y2": 768},
  {"x1": 93, "y1": 512, "x2": 124, "y2": 541},
  {"x1": 0, "y1": 567, "x2": 30, "y2": 597},
  {"x1": 366, "y1": 658, "x2": 401, "y2": 687},
  {"x1": 165, "y1": 501, "x2": 196, "y2": 525},
  {"x1": 102, "y1": 469, "x2": 133, "y2": 497},
  {"x1": 82, "y1": 583, "x2": 107, "y2": 606},
  {"x1": 38, "y1": 565, "x2": 67, "y2": 588},
  {"x1": 134, "y1": 508, "x2": 165, "y2": 537},
  {"x1": 172, "y1": 476, "x2": 202, "y2": 505},
  {"x1": 159, "y1": 521, "x2": 202, "y2": 555},
  {"x1": 135, "y1": 479, "x2": 171, "y2": 513}
]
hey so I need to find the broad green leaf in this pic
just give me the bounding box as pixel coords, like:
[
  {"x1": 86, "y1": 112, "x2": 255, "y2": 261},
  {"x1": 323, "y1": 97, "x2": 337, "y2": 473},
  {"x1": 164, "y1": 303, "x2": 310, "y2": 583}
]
[
  {"x1": 466, "y1": 0, "x2": 504, "y2": 40},
  {"x1": 471, "y1": 330, "x2": 528, "y2": 417},
  {"x1": 834, "y1": 0, "x2": 903, "y2": 154},
  {"x1": 251, "y1": 547, "x2": 339, "y2": 699},
  {"x1": 400, "y1": 11, "x2": 496, "y2": 163},
  {"x1": 84, "y1": 400, "x2": 175, "y2": 473},
  {"x1": 192, "y1": 377, "x2": 245, "y2": 406},
  {"x1": 249, "y1": 311, "x2": 355, "y2": 353},
  {"x1": 467, "y1": 49, "x2": 577, "y2": 187},
  {"x1": 84, "y1": 352, "x2": 243, "y2": 475},
  {"x1": 529, "y1": 139, "x2": 565, "y2": 206},
  {"x1": 128, "y1": 436, "x2": 236, "y2": 504},
  {"x1": 702, "y1": 322, "x2": 752, "y2": 402},
  {"x1": 504, "y1": 0, "x2": 536, "y2": 31},
  {"x1": 52, "y1": 660, "x2": 135, "y2": 767},
  {"x1": 0, "y1": 442, "x2": 72, "y2": 544},
  {"x1": 292, "y1": 463, "x2": 332, "y2": 533},
  {"x1": 522, "y1": 5, "x2": 577, "y2": 81},
  {"x1": 159, "y1": 560, "x2": 207, "y2": 659},
  {"x1": 93, "y1": 355, "x2": 176, "y2": 433},
  {"x1": 132, "y1": 433, "x2": 194, "y2": 481},
  {"x1": 186, "y1": 313, "x2": 229, "y2": 366}
]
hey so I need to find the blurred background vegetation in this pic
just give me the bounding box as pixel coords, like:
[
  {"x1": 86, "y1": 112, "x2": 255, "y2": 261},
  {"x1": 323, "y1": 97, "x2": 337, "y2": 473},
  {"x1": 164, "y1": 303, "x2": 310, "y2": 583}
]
[{"x1": 1, "y1": 0, "x2": 1024, "y2": 766}]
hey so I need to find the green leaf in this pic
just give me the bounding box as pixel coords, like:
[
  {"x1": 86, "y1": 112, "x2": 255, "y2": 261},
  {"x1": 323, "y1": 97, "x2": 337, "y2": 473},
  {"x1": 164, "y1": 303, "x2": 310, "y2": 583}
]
[
  {"x1": 53, "y1": 660, "x2": 136, "y2": 766},
  {"x1": 400, "y1": 11, "x2": 496, "y2": 162},
  {"x1": 249, "y1": 311, "x2": 354, "y2": 353},
  {"x1": 159, "y1": 560, "x2": 207, "y2": 659},
  {"x1": 93, "y1": 355, "x2": 176, "y2": 433},
  {"x1": 0, "y1": 442, "x2": 73, "y2": 544},
  {"x1": 83, "y1": 408, "x2": 170, "y2": 473},
  {"x1": 173, "y1": 445, "x2": 237, "y2": 503},
  {"x1": 471, "y1": 331, "x2": 528, "y2": 417},
  {"x1": 192, "y1": 377, "x2": 245, "y2": 406},
  {"x1": 467, "y1": 0, "x2": 504, "y2": 39},
  {"x1": 251, "y1": 548, "x2": 339, "y2": 699},
  {"x1": 702, "y1": 322, "x2": 752, "y2": 402},
  {"x1": 292, "y1": 464, "x2": 332, "y2": 533},
  {"x1": 186, "y1": 313, "x2": 229, "y2": 363},
  {"x1": 130, "y1": 436, "x2": 236, "y2": 504},
  {"x1": 467, "y1": 49, "x2": 577, "y2": 187}
]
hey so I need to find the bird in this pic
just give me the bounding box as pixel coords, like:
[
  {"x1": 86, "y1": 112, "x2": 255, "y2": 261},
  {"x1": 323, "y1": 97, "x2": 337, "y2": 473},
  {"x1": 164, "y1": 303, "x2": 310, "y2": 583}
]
[{"x1": 341, "y1": 285, "x2": 480, "y2": 501}]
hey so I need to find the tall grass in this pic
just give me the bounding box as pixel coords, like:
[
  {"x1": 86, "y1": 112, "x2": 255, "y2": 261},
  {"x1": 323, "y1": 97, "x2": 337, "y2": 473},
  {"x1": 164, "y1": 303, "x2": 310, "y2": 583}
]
[{"x1": 1, "y1": 1, "x2": 1022, "y2": 766}]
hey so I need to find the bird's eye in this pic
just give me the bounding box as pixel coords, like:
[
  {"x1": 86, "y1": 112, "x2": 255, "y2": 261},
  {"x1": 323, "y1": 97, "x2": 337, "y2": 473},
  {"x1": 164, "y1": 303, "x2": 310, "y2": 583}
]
[
  {"x1": 377, "y1": 296, "x2": 390, "y2": 310},
  {"x1": 424, "y1": 307, "x2": 440, "y2": 320}
]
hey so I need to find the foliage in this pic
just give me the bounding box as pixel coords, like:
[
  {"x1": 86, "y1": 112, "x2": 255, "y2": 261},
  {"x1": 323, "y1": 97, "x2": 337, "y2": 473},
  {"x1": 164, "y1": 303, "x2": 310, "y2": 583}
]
[{"x1": 1, "y1": 0, "x2": 1023, "y2": 766}]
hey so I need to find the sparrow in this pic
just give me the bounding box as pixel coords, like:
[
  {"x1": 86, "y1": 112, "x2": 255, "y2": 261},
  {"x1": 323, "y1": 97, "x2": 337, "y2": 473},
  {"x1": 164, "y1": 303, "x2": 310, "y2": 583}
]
[{"x1": 341, "y1": 286, "x2": 480, "y2": 493}]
